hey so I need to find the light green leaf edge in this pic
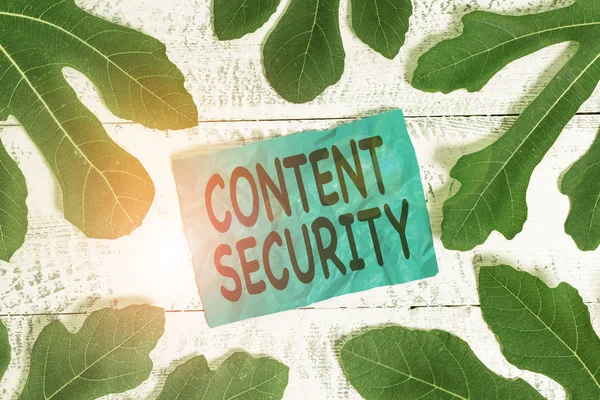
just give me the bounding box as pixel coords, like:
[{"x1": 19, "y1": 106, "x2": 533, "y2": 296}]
[
  {"x1": 351, "y1": 0, "x2": 412, "y2": 59},
  {"x1": 263, "y1": 0, "x2": 346, "y2": 103},
  {"x1": 479, "y1": 265, "x2": 600, "y2": 399},
  {"x1": 340, "y1": 326, "x2": 543, "y2": 399},
  {"x1": 560, "y1": 127, "x2": 600, "y2": 250},
  {"x1": 0, "y1": 318, "x2": 9, "y2": 383},
  {"x1": 213, "y1": 0, "x2": 281, "y2": 40},
  {"x1": 18, "y1": 304, "x2": 165, "y2": 400},
  {"x1": 0, "y1": 138, "x2": 27, "y2": 261},
  {"x1": 157, "y1": 352, "x2": 289, "y2": 400}
]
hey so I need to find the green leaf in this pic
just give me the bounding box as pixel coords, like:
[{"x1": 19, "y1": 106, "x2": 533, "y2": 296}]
[
  {"x1": 480, "y1": 265, "x2": 600, "y2": 399},
  {"x1": 351, "y1": 0, "x2": 412, "y2": 59},
  {"x1": 340, "y1": 326, "x2": 543, "y2": 399},
  {"x1": 222, "y1": 0, "x2": 413, "y2": 103},
  {"x1": 157, "y1": 352, "x2": 289, "y2": 400},
  {"x1": 560, "y1": 128, "x2": 600, "y2": 250},
  {"x1": 213, "y1": 0, "x2": 281, "y2": 40},
  {"x1": 0, "y1": 0, "x2": 198, "y2": 244},
  {"x1": 0, "y1": 319, "x2": 9, "y2": 383},
  {"x1": 0, "y1": 139, "x2": 27, "y2": 262},
  {"x1": 263, "y1": 0, "x2": 346, "y2": 103},
  {"x1": 411, "y1": 0, "x2": 600, "y2": 250},
  {"x1": 19, "y1": 304, "x2": 165, "y2": 400}
]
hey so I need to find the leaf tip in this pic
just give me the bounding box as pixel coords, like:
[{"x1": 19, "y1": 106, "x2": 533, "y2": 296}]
[
  {"x1": 380, "y1": 49, "x2": 400, "y2": 60},
  {"x1": 563, "y1": 218, "x2": 600, "y2": 251},
  {"x1": 440, "y1": 210, "x2": 481, "y2": 251}
]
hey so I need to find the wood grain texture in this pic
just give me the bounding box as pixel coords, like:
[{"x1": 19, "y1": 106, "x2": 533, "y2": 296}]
[{"x1": 0, "y1": 0, "x2": 599, "y2": 398}]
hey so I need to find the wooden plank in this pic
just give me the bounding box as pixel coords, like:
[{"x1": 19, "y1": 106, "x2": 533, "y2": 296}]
[
  {"x1": 2, "y1": 305, "x2": 586, "y2": 399},
  {"x1": 1, "y1": 115, "x2": 599, "y2": 316},
  {"x1": 0, "y1": 0, "x2": 591, "y2": 125},
  {"x1": 0, "y1": 1, "x2": 597, "y2": 399}
]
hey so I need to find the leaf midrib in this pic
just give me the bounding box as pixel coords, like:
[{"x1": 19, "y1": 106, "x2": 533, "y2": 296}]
[
  {"x1": 0, "y1": 44, "x2": 136, "y2": 233},
  {"x1": 371, "y1": 0, "x2": 391, "y2": 54},
  {"x1": 0, "y1": 225, "x2": 6, "y2": 256},
  {"x1": 488, "y1": 273, "x2": 600, "y2": 390},
  {"x1": 229, "y1": 367, "x2": 287, "y2": 399},
  {"x1": 172, "y1": 364, "x2": 196, "y2": 400},
  {"x1": 296, "y1": 0, "x2": 320, "y2": 101},
  {"x1": 586, "y1": 189, "x2": 600, "y2": 241},
  {"x1": 342, "y1": 349, "x2": 469, "y2": 400},
  {"x1": 415, "y1": 20, "x2": 600, "y2": 84},
  {"x1": 0, "y1": 10, "x2": 195, "y2": 126},
  {"x1": 445, "y1": 49, "x2": 600, "y2": 246},
  {"x1": 44, "y1": 311, "x2": 160, "y2": 399},
  {"x1": 219, "y1": 0, "x2": 251, "y2": 37}
]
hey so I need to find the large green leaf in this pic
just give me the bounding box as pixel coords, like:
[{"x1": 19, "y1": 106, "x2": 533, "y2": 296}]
[
  {"x1": 339, "y1": 265, "x2": 600, "y2": 399},
  {"x1": 0, "y1": 0, "x2": 197, "y2": 247},
  {"x1": 351, "y1": 0, "x2": 412, "y2": 59},
  {"x1": 213, "y1": 0, "x2": 281, "y2": 40},
  {"x1": 0, "y1": 319, "x2": 9, "y2": 382},
  {"x1": 0, "y1": 139, "x2": 27, "y2": 261},
  {"x1": 480, "y1": 265, "x2": 600, "y2": 399},
  {"x1": 19, "y1": 305, "x2": 165, "y2": 400},
  {"x1": 412, "y1": 0, "x2": 600, "y2": 251},
  {"x1": 560, "y1": 127, "x2": 600, "y2": 250},
  {"x1": 157, "y1": 352, "x2": 289, "y2": 400},
  {"x1": 216, "y1": 0, "x2": 412, "y2": 103},
  {"x1": 340, "y1": 326, "x2": 543, "y2": 399},
  {"x1": 263, "y1": 0, "x2": 346, "y2": 103}
]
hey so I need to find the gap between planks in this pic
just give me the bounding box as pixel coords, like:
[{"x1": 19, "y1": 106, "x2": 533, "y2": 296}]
[
  {"x1": 0, "y1": 111, "x2": 599, "y2": 127},
  {"x1": 4, "y1": 302, "x2": 600, "y2": 318},
  {"x1": 0, "y1": 305, "x2": 477, "y2": 318}
]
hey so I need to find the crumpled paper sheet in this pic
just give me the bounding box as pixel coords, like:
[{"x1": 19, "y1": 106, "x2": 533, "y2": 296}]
[{"x1": 172, "y1": 110, "x2": 438, "y2": 327}]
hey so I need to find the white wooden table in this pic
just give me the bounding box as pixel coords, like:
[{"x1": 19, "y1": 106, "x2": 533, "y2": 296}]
[{"x1": 1, "y1": 0, "x2": 599, "y2": 398}]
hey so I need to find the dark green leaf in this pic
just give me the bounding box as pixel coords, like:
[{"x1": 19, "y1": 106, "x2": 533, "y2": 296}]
[
  {"x1": 222, "y1": 0, "x2": 413, "y2": 102},
  {"x1": 157, "y1": 352, "x2": 289, "y2": 400},
  {"x1": 480, "y1": 265, "x2": 600, "y2": 399},
  {"x1": 263, "y1": 0, "x2": 345, "y2": 103},
  {"x1": 0, "y1": 0, "x2": 198, "y2": 242},
  {"x1": 214, "y1": 0, "x2": 281, "y2": 40},
  {"x1": 560, "y1": 128, "x2": 600, "y2": 250},
  {"x1": 340, "y1": 326, "x2": 543, "y2": 399},
  {"x1": 19, "y1": 305, "x2": 165, "y2": 400},
  {"x1": 412, "y1": 0, "x2": 600, "y2": 250},
  {"x1": 0, "y1": 319, "x2": 9, "y2": 383},
  {"x1": 351, "y1": 0, "x2": 412, "y2": 59},
  {"x1": 0, "y1": 139, "x2": 27, "y2": 261}
]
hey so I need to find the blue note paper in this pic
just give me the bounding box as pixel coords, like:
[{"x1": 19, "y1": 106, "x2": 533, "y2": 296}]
[{"x1": 173, "y1": 110, "x2": 438, "y2": 327}]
